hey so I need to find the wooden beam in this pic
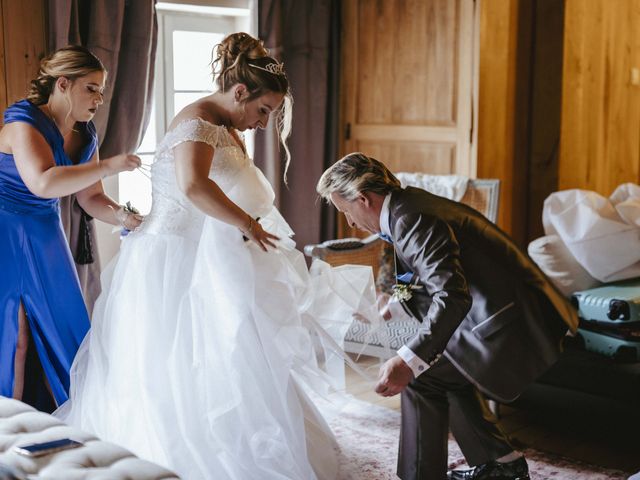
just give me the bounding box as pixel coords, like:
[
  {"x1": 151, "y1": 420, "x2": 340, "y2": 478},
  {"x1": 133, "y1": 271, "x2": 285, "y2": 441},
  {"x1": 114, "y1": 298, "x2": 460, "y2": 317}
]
[{"x1": 477, "y1": 0, "x2": 534, "y2": 247}]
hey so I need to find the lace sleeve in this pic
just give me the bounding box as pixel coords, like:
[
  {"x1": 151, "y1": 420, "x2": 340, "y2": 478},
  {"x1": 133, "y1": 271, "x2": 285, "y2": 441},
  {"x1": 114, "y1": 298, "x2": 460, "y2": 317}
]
[{"x1": 166, "y1": 118, "x2": 223, "y2": 151}]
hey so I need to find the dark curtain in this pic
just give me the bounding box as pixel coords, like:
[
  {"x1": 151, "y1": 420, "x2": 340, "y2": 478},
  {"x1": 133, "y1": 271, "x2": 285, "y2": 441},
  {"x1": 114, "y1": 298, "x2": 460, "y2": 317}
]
[
  {"x1": 48, "y1": 0, "x2": 157, "y2": 156},
  {"x1": 48, "y1": 0, "x2": 157, "y2": 314},
  {"x1": 255, "y1": 0, "x2": 340, "y2": 250}
]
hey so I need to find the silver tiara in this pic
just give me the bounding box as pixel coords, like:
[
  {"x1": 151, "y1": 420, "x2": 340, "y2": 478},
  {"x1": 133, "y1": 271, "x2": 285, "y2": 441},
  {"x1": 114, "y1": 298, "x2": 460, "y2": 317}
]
[{"x1": 249, "y1": 61, "x2": 286, "y2": 76}]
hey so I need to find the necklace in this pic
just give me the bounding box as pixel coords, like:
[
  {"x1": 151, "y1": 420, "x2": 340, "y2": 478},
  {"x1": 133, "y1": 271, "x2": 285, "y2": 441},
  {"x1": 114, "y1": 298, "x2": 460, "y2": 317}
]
[{"x1": 43, "y1": 104, "x2": 75, "y2": 137}]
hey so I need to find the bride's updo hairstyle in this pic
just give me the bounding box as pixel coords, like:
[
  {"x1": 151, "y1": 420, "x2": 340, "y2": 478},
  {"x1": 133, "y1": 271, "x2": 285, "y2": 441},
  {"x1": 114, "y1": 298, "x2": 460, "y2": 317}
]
[
  {"x1": 26, "y1": 45, "x2": 106, "y2": 106},
  {"x1": 212, "y1": 32, "x2": 293, "y2": 176}
]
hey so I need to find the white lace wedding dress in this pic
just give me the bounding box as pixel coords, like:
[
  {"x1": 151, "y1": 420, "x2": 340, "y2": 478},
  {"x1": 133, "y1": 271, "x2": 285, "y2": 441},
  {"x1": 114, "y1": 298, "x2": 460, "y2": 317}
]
[{"x1": 55, "y1": 119, "x2": 376, "y2": 480}]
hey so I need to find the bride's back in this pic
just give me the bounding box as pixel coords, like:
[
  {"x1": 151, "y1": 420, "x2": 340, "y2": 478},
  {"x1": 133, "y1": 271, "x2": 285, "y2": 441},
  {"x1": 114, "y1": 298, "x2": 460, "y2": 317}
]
[{"x1": 137, "y1": 118, "x2": 254, "y2": 242}]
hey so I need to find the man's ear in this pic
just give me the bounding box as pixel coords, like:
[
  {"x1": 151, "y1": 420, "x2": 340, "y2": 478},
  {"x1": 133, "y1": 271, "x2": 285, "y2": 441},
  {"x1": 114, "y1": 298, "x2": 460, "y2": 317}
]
[{"x1": 358, "y1": 192, "x2": 372, "y2": 208}]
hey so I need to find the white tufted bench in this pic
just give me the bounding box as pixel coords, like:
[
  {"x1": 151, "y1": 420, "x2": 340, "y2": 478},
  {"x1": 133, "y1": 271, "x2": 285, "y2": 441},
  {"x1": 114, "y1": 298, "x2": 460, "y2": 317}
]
[{"x1": 0, "y1": 396, "x2": 179, "y2": 479}]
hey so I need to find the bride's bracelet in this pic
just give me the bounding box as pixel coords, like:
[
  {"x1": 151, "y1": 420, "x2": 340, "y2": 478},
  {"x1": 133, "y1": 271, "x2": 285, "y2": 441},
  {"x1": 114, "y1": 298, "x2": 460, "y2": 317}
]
[
  {"x1": 246, "y1": 215, "x2": 254, "y2": 235},
  {"x1": 115, "y1": 202, "x2": 141, "y2": 230},
  {"x1": 114, "y1": 206, "x2": 131, "y2": 229}
]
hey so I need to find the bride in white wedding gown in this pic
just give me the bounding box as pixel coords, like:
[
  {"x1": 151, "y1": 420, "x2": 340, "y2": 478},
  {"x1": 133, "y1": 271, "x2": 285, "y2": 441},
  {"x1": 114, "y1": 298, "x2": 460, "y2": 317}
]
[{"x1": 55, "y1": 33, "x2": 376, "y2": 479}]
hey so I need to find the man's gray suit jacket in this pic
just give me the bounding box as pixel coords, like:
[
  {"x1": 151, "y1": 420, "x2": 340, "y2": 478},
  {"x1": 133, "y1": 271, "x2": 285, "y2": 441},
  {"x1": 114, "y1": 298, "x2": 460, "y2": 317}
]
[{"x1": 388, "y1": 187, "x2": 578, "y2": 402}]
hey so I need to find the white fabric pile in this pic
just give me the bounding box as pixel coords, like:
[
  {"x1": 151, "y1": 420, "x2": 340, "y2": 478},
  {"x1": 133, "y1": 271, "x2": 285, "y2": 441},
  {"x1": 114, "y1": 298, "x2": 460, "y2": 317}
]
[
  {"x1": 529, "y1": 183, "x2": 640, "y2": 296},
  {"x1": 396, "y1": 172, "x2": 469, "y2": 202}
]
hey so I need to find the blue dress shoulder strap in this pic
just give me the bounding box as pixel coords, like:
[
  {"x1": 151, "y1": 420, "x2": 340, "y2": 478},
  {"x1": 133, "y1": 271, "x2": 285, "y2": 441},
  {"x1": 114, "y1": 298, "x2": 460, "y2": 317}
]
[{"x1": 4, "y1": 100, "x2": 98, "y2": 166}]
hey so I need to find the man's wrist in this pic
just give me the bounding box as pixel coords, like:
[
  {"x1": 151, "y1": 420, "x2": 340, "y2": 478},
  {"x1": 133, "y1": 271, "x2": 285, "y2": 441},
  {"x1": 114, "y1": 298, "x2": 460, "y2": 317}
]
[{"x1": 397, "y1": 345, "x2": 430, "y2": 377}]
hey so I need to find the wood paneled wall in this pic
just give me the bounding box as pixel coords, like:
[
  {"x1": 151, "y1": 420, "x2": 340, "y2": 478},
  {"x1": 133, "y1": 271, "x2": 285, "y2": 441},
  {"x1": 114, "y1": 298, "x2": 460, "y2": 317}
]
[
  {"x1": 479, "y1": 0, "x2": 639, "y2": 247},
  {"x1": 559, "y1": 0, "x2": 640, "y2": 195},
  {"x1": 477, "y1": 0, "x2": 533, "y2": 247},
  {"x1": 0, "y1": 0, "x2": 47, "y2": 118},
  {"x1": 479, "y1": 0, "x2": 564, "y2": 244}
]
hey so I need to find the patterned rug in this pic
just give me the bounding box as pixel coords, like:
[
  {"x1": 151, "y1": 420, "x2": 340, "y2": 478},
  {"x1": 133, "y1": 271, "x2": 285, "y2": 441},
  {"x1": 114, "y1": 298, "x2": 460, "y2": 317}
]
[{"x1": 328, "y1": 399, "x2": 629, "y2": 480}]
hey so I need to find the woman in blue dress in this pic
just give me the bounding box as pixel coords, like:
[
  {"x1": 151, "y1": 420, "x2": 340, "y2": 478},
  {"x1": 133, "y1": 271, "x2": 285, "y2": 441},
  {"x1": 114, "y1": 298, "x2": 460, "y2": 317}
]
[{"x1": 0, "y1": 45, "x2": 142, "y2": 410}]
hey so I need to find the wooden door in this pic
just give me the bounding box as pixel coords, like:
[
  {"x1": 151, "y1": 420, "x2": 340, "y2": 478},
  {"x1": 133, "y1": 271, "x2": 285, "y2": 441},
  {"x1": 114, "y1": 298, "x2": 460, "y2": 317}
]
[
  {"x1": 339, "y1": 0, "x2": 476, "y2": 237},
  {"x1": 559, "y1": 0, "x2": 640, "y2": 195}
]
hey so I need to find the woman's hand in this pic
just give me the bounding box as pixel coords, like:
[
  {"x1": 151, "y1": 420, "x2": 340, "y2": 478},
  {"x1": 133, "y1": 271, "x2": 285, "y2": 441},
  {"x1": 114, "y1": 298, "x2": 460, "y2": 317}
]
[
  {"x1": 123, "y1": 212, "x2": 144, "y2": 230},
  {"x1": 114, "y1": 205, "x2": 144, "y2": 231},
  {"x1": 100, "y1": 154, "x2": 141, "y2": 177},
  {"x1": 243, "y1": 216, "x2": 279, "y2": 252}
]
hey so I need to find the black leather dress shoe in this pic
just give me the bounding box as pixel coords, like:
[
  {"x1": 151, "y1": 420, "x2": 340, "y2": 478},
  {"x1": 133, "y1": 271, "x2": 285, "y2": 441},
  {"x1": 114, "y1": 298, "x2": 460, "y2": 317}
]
[{"x1": 447, "y1": 456, "x2": 530, "y2": 480}]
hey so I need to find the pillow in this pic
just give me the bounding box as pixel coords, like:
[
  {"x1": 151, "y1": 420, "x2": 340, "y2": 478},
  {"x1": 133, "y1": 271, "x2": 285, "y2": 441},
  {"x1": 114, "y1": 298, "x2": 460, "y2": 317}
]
[
  {"x1": 376, "y1": 243, "x2": 396, "y2": 295},
  {"x1": 528, "y1": 234, "x2": 601, "y2": 297}
]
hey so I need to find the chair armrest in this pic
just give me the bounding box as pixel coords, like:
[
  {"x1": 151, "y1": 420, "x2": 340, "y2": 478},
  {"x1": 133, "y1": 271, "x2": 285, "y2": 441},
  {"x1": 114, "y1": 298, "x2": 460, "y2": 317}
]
[{"x1": 304, "y1": 235, "x2": 386, "y2": 278}]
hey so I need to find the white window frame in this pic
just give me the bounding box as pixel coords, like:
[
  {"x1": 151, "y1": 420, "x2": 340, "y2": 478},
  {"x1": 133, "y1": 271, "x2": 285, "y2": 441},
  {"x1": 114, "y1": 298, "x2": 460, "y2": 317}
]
[
  {"x1": 105, "y1": 1, "x2": 253, "y2": 267},
  {"x1": 154, "y1": 3, "x2": 251, "y2": 141},
  {"x1": 122, "y1": 2, "x2": 252, "y2": 205}
]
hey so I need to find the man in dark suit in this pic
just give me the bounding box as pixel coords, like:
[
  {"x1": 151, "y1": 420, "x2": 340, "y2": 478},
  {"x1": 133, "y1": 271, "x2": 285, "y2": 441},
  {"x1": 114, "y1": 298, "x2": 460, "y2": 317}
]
[{"x1": 317, "y1": 153, "x2": 578, "y2": 480}]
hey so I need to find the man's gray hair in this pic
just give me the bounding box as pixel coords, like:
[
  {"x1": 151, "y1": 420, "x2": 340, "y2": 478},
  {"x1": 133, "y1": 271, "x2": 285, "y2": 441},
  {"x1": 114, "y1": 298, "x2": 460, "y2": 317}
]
[{"x1": 316, "y1": 152, "x2": 402, "y2": 201}]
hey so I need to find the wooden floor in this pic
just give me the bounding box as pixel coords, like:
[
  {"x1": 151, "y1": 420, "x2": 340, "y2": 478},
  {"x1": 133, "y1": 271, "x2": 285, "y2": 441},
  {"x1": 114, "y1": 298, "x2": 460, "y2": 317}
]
[{"x1": 344, "y1": 355, "x2": 640, "y2": 475}]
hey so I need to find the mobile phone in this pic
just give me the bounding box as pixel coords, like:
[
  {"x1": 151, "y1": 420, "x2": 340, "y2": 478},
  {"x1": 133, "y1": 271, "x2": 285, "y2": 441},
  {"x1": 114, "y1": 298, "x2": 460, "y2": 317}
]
[{"x1": 13, "y1": 438, "x2": 83, "y2": 457}]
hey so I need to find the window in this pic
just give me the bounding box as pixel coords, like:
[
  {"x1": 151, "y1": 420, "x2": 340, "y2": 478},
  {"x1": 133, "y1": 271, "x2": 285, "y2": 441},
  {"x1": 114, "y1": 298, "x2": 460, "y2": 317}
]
[{"x1": 119, "y1": 1, "x2": 251, "y2": 214}]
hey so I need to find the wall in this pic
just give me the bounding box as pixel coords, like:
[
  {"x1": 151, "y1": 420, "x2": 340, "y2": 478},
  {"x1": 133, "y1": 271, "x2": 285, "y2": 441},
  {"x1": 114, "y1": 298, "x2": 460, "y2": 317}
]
[
  {"x1": 559, "y1": 0, "x2": 640, "y2": 195},
  {"x1": 0, "y1": 0, "x2": 47, "y2": 116},
  {"x1": 478, "y1": 0, "x2": 639, "y2": 247},
  {"x1": 5, "y1": 1, "x2": 639, "y2": 253}
]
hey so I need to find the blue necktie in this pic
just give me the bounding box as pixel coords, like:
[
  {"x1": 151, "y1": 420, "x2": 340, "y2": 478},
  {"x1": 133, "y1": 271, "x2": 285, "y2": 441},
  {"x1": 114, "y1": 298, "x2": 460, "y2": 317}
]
[
  {"x1": 379, "y1": 232, "x2": 393, "y2": 244},
  {"x1": 396, "y1": 272, "x2": 414, "y2": 283}
]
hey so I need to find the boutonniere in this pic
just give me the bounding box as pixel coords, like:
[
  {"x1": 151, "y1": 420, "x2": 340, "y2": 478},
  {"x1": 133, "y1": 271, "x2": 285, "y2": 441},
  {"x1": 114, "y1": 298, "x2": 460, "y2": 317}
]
[
  {"x1": 392, "y1": 283, "x2": 420, "y2": 302},
  {"x1": 391, "y1": 250, "x2": 423, "y2": 302}
]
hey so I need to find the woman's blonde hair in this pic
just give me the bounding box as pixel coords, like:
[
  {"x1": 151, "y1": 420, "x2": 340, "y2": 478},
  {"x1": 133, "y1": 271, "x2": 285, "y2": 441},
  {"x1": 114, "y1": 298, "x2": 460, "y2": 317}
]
[
  {"x1": 317, "y1": 152, "x2": 402, "y2": 201},
  {"x1": 211, "y1": 32, "x2": 292, "y2": 177},
  {"x1": 26, "y1": 45, "x2": 106, "y2": 105}
]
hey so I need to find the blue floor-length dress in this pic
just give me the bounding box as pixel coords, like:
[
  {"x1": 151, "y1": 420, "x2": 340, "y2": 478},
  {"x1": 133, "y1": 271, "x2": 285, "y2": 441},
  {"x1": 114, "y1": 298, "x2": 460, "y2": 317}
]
[{"x1": 0, "y1": 99, "x2": 97, "y2": 407}]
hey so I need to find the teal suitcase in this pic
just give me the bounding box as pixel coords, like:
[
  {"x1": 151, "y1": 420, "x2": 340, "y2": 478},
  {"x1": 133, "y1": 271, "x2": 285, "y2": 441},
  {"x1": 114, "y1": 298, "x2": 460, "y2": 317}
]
[
  {"x1": 571, "y1": 279, "x2": 640, "y2": 362},
  {"x1": 571, "y1": 279, "x2": 640, "y2": 325}
]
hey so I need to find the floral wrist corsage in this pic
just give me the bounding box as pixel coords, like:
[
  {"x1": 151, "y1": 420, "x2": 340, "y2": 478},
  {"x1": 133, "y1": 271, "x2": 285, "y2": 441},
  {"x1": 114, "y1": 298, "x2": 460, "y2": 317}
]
[{"x1": 114, "y1": 201, "x2": 142, "y2": 237}]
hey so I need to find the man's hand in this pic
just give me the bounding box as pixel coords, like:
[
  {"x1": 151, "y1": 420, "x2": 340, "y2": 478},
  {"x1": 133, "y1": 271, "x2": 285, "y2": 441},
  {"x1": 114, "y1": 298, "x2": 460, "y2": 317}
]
[{"x1": 375, "y1": 355, "x2": 414, "y2": 397}]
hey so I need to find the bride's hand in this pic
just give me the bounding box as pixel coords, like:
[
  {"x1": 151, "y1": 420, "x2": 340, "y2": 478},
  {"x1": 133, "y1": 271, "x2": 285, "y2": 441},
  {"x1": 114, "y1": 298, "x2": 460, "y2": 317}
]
[{"x1": 243, "y1": 216, "x2": 280, "y2": 252}]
